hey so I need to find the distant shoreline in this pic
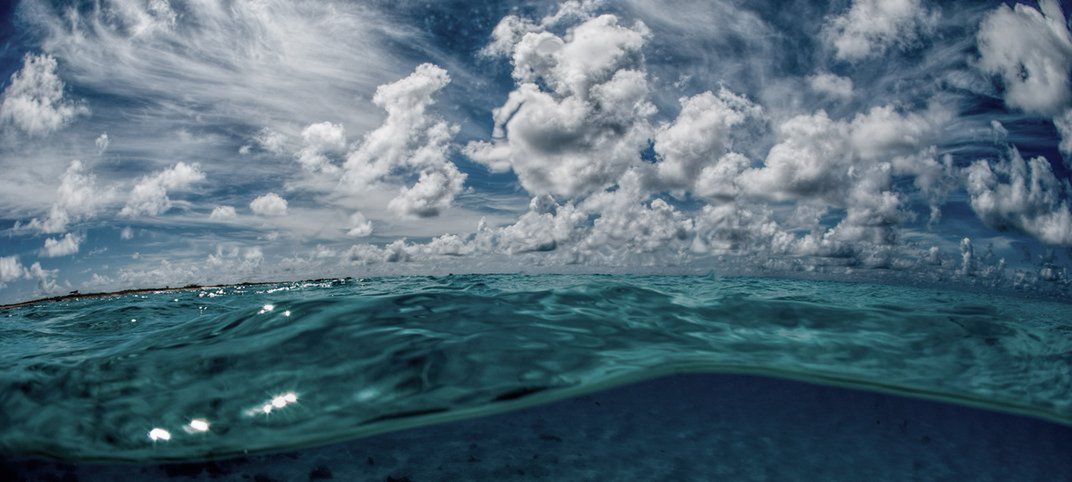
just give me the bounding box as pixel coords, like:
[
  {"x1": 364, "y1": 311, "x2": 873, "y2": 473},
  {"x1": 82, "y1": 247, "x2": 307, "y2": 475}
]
[{"x1": 0, "y1": 278, "x2": 350, "y2": 310}]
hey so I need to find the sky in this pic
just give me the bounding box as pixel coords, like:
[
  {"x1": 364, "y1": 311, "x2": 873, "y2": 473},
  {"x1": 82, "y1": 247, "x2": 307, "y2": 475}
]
[{"x1": 1, "y1": 0, "x2": 1072, "y2": 303}]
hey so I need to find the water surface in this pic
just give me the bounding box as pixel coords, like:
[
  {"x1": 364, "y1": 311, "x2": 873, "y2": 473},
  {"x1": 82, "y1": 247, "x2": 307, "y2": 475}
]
[{"x1": 1, "y1": 274, "x2": 1070, "y2": 461}]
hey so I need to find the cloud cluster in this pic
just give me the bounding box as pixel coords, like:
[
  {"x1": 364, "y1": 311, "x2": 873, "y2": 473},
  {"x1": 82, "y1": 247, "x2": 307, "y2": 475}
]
[
  {"x1": 25, "y1": 160, "x2": 109, "y2": 233},
  {"x1": 466, "y1": 13, "x2": 655, "y2": 199},
  {"x1": 41, "y1": 232, "x2": 81, "y2": 258},
  {"x1": 249, "y1": 193, "x2": 288, "y2": 217},
  {"x1": 209, "y1": 205, "x2": 237, "y2": 220},
  {"x1": 120, "y1": 162, "x2": 206, "y2": 217},
  {"x1": 0, "y1": 255, "x2": 57, "y2": 292},
  {"x1": 341, "y1": 63, "x2": 466, "y2": 218},
  {"x1": 653, "y1": 89, "x2": 762, "y2": 192},
  {"x1": 966, "y1": 150, "x2": 1072, "y2": 246},
  {"x1": 0, "y1": 53, "x2": 86, "y2": 136},
  {"x1": 977, "y1": 0, "x2": 1072, "y2": 117},
  {"x1": 297, "y1": 122, "x2": 346, "y2": 173},
  {"x1": 808, "y1": 72, "x2": 854, "y2": 100},
  {"x1": 822, "y1": 0, "x2": 938, "y2": 61},
  {"x1": 977, "y1": 0, "x2": 1072, "y2": 167}
]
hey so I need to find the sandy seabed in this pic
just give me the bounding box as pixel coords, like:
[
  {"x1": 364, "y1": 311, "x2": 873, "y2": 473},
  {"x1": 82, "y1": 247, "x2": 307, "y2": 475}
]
[{"x1": 3, "y1": 373, "x2": 1070, "y2": 481}]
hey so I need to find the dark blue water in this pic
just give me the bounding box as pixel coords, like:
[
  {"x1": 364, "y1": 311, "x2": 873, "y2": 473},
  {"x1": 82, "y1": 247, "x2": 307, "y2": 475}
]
[{"x1": 1, "y1": 275, "x2": 1070, "y2": 479}]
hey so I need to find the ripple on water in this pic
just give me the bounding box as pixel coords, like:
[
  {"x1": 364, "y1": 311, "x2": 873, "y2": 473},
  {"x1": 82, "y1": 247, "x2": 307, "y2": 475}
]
[{"x1": 0, "y1": 274, "x2": 1070, "y2": 461}]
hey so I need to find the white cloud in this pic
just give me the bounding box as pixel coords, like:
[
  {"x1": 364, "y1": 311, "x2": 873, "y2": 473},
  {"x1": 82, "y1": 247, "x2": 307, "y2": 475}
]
[
  {"x1": 341, "y1": 63, "x2": 465, "y2": 216},
  {"x1": 0, "y1": 256, "x2": 25, "y2": 285},
  {"x1": 653, "y1": 88, "x2": 761, "y2": 190},
  {"x1": 344, "y1": 63, "x2": 452, "y2": 186},
  {"x1": 23, "y1": 0, "x2": 415, "y2": 140},
  {"x1": 0, "y1": 53, "x2": 86, "y2": 136},
  {"x1": 297, "y1": 121, "x2": 346, "y2": 173},
  {"x1": 491, "y1": 203, "x2": 588, "y2": 255},
  {"x1": 388, "y1": 165, "x2": 466, "y2": 218},
  {"x1": 848, "y1": 104, "x2": 949, "y2": 161},
  {"x1": 120, "y1": 226, "x2": 134, "y2": 240},
  {"x1": 692, "y1": 203, "x2": 798, "y2": 255},
  {"x1": 977, "y1": 0, "x2": 1072, "y2": 116},
  {"x1": 41, "y1": 232, "x2": 81, "y2": 258},
  {"x1": 250, "y1": 192, "x2": 288, "y2": 216},
  {"x1": 422, "y1": 233, "x2": 474, "y2": 257},
  {"x1": 95, "y1": 132, "x2": 109, "y2": 153},
  {"x1": 346, "y1": 211, "x2": 373, "y2": 237},
  {"x1": 822, "y1": 0, "x2": 937, "y2": 61},
  {"x1": 808, "y1": 72, "x2": 854, "y2": 100},
  {"x1": 1056, "y1": 109, "x2": 1072, "y2": 166},
  {"x1": 210, "y1": 205, "x2": 238, "y2": 220},
  {"x1": 966, "y1": 150, "x2": 1072, "y2": 246},
  {"x1": 255, "y1": 128, "x2": 288, "y2": 155},
  {"x1": 736, "y1": 103, "x2": 954, "y2": 246},
  {"x1": 466, "y1": 14, "x2": 655, "y2": 199},
  {"x1": 959, "y1": 237, "x2": 975, "y2": 276},
  {"x1": 120, "y1": 162, "x2": 206, "y2": 217},
  {"x1": 738, "y1": 110, "x2": 853, "y2": 202},
  {"x1": 693, "y1": 153, "x2": 751, "y2": 201},
  {"x1": 345, "y1": 243, "x2": 384, "y2": 265},
  {"x1": 206, "y1": 245, "x2": 264, "y2": 273},
  {"x1": 481, "y1": 0, "x2": 603, "y2": 58},
  {"x1": 580, "y1": 170, "x2": 693, "y2": 255},
  {"x1": 26, "y1": 261, "x2": 58, "y2": 293},
  {"x1": 26, "y1": 160, "x2": 109, "y2": 233}
]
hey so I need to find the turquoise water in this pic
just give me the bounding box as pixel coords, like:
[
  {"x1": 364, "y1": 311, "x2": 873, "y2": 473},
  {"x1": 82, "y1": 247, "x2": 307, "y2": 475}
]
[{"x1": 1, "y1": 274, "x2": 1070, "y2": 462}]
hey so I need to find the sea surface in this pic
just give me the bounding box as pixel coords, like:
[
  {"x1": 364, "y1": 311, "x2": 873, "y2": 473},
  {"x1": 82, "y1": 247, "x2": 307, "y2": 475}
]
[{"x1": 1, "y1": 274, "x2": 1071, "y2": 477}]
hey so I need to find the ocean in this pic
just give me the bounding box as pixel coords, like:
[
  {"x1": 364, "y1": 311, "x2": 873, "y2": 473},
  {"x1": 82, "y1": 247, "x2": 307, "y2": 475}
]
[{"x1": 1, "y1": 274, "x2": 1070, "y2": 480}]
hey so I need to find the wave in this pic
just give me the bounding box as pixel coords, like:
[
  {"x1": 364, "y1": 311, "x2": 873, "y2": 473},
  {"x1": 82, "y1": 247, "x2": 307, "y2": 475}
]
[{"x1": 1, "y1": 274, "x2": 1070, "y2": 461}]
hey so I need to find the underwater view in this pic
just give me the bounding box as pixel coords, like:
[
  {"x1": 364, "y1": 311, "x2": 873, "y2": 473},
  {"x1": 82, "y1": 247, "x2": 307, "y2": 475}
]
[
  {"x1": 1, "y1": 275, "x2": 1071, "y2": 480},
  {"x1": 4, "y1": 0, "x2": 1072, "y2": 479}
]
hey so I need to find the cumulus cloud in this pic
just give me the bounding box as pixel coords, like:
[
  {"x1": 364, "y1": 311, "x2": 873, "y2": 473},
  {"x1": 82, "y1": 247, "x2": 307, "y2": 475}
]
[
  {"x1": 207, "y1": 245, "x2": 264, "y2": 272},
  {"x1": 490, "y1": 202, "x2": 587, "y2": 255},
  {"x1": 41, "y1": 232, "x2": 81, "y2": 258},
  {"x1": 95, "y1": 132, "x2": 109, "y2": 153},
  {"x1": 0, "y1": 53, "x2": 86, "y2": 136},
  {"x1": 808, "y1": 72, "x2": 854, "y2": 100},
  {"x1": 822, "y1": 0, "x2": 938, "y2": 61},
  {"x1": 25, "y1": 261, "x2": 58, "y2": 293},
  {"x1": 120, "y1": 226, "x2": 134, "y2": 240},
  {"x1": 466, "y1": 13, "x2": 655, "y2": 199},
  {"x1": 481, "y1": 0, "x2": 603, "y2": 58},
  {"x1": 653, "y1": 88, "x2": 761, "y2": 191},
  {"x1": 341, "y1": 63, "x2": 466, "y2": 217},
  {"x1": 249, "y1": 192, "x2": 288, "y2": 216},
  {"x1": 737, "y1": 103, "x2": 953, "y2": 245},
  {"x1": 210, "y1": 205, "x2": 237, "y2": 220},
  {"x1": 692, "y1": 203, "x2": 798, "y2": 256},
  {"x1": 297, "y1": 121, "x2": 346, "y2": 173},
  {"x1": 120, "y1": 162, "x2": 205, "y2": 217},
  {"x1": 345, "y1": 243, "x2": 385, "y2": 265},
  {"x1": 966, "y1": 150, "x2": 1072, "y2": 246},
  {"x1": 26, "y1": 160, "x2": 109, "y2": 233},
  {"x1": 346, "y1": 211, "x2": 373, "y2": 237},
  {"x1": 977, "y1": 0, "x2": 1072, "y2": 116},
  {"x1": 255, "y1": 128, "x2": 288, "y2": 155},
  {"x1": 0, "y1": 256, "x2": 25, "y2": 286},
  {"x1": 580, "y1": 170, "x2": 693, "y2": 255},
  {"x1": 388, "y1": 165, "x2": 466, "y2": 218},
  {"x1": 423, "y1": 233, "x2": 474, "y2": 257},
  {"x1": 738, "y1": 110, "x2": 854, "y2": 202},
  {"x1": 1057, "y1": 109, "x2": 1072, "y2": 164}
]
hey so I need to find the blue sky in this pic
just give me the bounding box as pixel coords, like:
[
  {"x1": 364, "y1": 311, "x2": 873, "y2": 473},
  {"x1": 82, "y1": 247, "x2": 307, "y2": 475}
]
[{"x1": 1, "y1": 0, "x2": 1071, "y2": 303}]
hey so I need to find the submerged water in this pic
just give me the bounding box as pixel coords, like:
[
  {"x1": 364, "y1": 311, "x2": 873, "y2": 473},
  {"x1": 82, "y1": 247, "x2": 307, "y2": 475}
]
[{"x1": 1, "y1": 274, "x2": 1070, "y2": 462}]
